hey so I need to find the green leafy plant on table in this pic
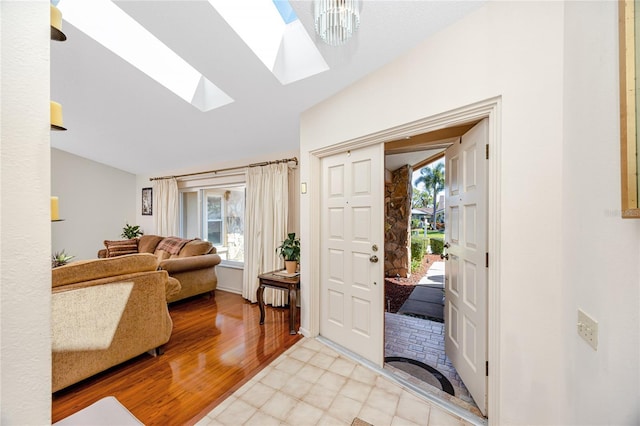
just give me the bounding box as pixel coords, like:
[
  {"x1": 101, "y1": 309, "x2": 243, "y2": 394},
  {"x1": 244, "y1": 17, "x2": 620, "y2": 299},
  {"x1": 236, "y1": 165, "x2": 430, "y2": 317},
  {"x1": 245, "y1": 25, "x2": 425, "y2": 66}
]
[
  {"x1": 276, "y1": 232, "x2": 300, "y2": 274},
  {"x1": 52, "y1": 250, "x2": 75, "y2": 268},
  {"x1": 122, "y1": 223, "x2": 143, "y2": 239}
]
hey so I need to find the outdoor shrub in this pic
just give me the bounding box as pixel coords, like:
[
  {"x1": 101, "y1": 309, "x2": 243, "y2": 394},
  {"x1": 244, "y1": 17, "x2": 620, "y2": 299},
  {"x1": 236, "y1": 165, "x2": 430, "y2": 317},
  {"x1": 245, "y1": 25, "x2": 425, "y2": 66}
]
[
  {"x1": 411, "y1": 235, "x2": 427, "y2": 260},
  {"x1": 411, "y1": 258, "x2": 422, "y2": 273},
  {"x1": 430, "y1": 238, "x2": 444, "y2": 255}
]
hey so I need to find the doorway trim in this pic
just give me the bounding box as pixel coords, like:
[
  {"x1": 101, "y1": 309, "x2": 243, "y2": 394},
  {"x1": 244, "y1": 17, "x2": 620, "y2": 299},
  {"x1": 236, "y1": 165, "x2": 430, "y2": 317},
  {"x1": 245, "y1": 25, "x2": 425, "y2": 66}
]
[{"x1": 306, "y1": 96, "x2": 502, "y2": 422}]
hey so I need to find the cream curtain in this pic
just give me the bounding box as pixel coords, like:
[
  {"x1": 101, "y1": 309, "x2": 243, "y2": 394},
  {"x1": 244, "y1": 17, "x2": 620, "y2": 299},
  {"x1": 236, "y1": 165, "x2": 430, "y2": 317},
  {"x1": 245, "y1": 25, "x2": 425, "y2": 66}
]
[
  {"x1": 153, "y1": 177, "x2": 179, "y2": 236},
  {"x1": 242, "y1": 163, "x2": 288, "y2": 306}
]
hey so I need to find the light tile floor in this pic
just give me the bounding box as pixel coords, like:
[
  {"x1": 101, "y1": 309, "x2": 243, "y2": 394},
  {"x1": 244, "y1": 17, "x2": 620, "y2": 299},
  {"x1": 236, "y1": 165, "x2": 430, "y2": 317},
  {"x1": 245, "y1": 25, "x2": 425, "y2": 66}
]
[{"x1": 197, "y1": 338, "x2": 482, "y2": 426}]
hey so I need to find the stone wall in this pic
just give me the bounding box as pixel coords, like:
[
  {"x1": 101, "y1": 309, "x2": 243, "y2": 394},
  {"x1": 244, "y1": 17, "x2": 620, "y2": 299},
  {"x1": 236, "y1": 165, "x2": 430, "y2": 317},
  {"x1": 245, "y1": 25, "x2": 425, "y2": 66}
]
[{"x1": 384, "y1": 165, "x2": 412, "y2": 277}]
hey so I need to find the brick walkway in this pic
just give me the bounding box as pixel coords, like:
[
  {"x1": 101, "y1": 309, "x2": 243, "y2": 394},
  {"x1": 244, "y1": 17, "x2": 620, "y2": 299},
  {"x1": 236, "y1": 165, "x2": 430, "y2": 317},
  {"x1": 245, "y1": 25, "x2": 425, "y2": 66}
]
[{"x1": 385, "y1": 312, "x2": 481, "y2": 415}]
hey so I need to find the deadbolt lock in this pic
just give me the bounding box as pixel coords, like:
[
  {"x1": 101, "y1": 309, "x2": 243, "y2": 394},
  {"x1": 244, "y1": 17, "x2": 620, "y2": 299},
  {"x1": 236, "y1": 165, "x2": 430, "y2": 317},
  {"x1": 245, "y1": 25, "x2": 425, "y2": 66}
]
[{"x1": 372, "y1": 244, "x2": 378, "y2": 252}]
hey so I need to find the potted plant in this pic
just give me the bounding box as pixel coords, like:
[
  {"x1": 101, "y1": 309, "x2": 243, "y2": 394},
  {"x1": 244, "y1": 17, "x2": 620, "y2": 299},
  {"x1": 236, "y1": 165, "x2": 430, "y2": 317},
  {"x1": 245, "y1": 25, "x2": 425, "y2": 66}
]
[
  {"x1": 52, "y1": 250, "x2": 74, "y2": 268},
  {"x1": 276, "y1": 232, "x2": 300, "y2": 274},
  {"x1": 121, "y1": 223, "x2": 143, "y2": 239}
]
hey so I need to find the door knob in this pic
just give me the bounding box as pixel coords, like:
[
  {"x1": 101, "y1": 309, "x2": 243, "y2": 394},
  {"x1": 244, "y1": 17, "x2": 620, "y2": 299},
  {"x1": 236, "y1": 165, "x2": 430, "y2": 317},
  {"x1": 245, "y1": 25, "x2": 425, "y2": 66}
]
[
  {"x1": 369, "y1": 255, "x2": 379, "y2": 263},
  {"x1": 440, "y1": 253, "x2": 449, "y2": 260},
  {"x1": 444, "y1": 242, "x2": 451, "y2": 249}
]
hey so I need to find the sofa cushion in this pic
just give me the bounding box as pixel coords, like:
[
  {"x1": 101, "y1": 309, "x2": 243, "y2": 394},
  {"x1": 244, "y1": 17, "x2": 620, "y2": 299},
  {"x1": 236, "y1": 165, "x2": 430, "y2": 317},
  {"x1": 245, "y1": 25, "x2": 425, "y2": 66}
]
[
  {"x1": 166, "y1": 277, "x2": 182, "y2": 301},
  {"x1": 154, "y1": 250, "x2": 172, "y2": 261},
  {"x1": 177, "y1": 240, "x2": 213, "y2": 257},
  {"x1": 137, "y1": 235, "x2": 164, "y2": 254},
  {"x1": 104, "y1": 239, "x2": 138, "y2": 257},
  {"x1": 52, "y1": 253, "x2": 159, "y2": 288}
]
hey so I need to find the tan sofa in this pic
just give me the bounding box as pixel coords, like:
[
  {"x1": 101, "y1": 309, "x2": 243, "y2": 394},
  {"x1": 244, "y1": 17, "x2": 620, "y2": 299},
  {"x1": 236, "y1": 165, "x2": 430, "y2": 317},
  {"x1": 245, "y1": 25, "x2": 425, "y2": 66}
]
[
  {"x1": 99, "y1": 235, "x2": 222, "y2": 303},
  {"x1": 52, "y1": 253, "x2": 175, "y2": 392}
]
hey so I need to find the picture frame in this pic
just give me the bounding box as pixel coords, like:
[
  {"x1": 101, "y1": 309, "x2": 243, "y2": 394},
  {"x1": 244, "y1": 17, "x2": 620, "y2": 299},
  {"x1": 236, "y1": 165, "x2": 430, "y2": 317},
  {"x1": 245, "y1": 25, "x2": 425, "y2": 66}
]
[
  {"x1": 619, "y1": 1, "x2": 640, "y2": 217},
  {"x1": 142, "y1": 187, "x2": 153, "y2": 216}
]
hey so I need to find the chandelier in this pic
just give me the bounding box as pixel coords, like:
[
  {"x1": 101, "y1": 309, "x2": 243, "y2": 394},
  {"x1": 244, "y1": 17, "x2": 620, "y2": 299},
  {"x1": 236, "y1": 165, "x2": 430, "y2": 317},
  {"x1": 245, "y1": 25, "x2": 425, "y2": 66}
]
[{"x1": 314, "y1": 0, "x2": 361, "y2": 46}]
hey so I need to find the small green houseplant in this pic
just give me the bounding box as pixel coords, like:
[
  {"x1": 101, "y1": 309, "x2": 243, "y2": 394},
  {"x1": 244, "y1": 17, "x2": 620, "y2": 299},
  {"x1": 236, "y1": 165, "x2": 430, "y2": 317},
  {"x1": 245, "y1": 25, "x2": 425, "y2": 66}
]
[
  {"x1": 52, "y1": 250, "x2": 75, "y2": 268},
  {"x1": 276, "y1": 232, "x2": 300, "y2": 274},
  {"x1": 121, "y1": 223, "x2": 143, "y2": 239}
]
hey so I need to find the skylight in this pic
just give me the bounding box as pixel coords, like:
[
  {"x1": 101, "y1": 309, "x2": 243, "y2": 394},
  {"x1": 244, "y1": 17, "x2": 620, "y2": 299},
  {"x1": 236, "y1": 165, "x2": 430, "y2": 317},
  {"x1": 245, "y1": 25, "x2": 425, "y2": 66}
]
[
  {"x1": 209, "y1": 0, "x2": 329, "y2": 85},
  {"x1": 57, "y1": 0, "x2": 233, "y2": 112},
  {"x1": 273, "y1": 0, "x2": 298, "y2": 24}
]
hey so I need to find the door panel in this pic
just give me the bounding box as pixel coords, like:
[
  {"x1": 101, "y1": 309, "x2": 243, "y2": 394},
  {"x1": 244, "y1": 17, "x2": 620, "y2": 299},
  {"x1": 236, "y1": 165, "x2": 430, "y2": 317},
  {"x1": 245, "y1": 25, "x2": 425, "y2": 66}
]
[
  {"x1": 449, "y1": 301, "x2": 459, "y2": 345},
  {"x1": 444, "y1": 119, "x2": 488, "y2": 416},
  {"x1": 328, "y1": 289, "x2": 344, "y2": 325},
  {"x1": 450, "y1": 206, "x2": 460, "y2": 243},
  {"x1": 352, "y1": 207, "x2": 371, "y2": 240},
  {"x1": 328, "y1": 208, "x2": 344, "y2": 238},
  {"x1": 320, "y1": 144, "x2": 384, "y2": 366},
  {"x1": 465, "y1": 205, "x2": 478, "y2": 248}
]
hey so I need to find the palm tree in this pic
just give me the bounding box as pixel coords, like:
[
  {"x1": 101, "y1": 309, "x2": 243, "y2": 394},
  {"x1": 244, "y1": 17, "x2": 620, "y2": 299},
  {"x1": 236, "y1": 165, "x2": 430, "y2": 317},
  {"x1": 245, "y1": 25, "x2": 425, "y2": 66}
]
[
  {"x1": 414, "y1": 161, "x2": 445, "y2": 227},
  {"x1": 411, "y1": 188, "x2": 431, "y2": 209}
]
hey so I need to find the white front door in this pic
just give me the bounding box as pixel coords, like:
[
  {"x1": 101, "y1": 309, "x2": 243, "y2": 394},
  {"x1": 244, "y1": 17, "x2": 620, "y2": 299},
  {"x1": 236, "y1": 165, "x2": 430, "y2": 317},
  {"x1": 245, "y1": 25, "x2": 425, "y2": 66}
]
[
  {"x1": 444, "y1": 119, "x2": 489, "y2": 416},
  {"x1": 320, "y1": 144, "x2": 384, "y2": 366}
]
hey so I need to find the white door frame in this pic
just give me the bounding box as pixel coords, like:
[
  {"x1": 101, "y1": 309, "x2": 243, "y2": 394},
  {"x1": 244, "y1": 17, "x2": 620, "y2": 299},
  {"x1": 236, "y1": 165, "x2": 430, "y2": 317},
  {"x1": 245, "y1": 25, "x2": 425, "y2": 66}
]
[{"x1": 306, "y1": 97, "x2": 502, "y2": 421}]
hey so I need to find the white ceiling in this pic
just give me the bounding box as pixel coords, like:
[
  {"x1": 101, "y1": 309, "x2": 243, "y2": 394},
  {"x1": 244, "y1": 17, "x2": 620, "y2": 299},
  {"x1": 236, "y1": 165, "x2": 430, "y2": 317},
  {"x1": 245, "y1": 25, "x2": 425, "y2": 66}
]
[
  {"x1": 385, "y1": 148, "x2": 445, "y2": 172},
  {"x1": 51, "y1": 1, "x2": 483, "y2": 175}
]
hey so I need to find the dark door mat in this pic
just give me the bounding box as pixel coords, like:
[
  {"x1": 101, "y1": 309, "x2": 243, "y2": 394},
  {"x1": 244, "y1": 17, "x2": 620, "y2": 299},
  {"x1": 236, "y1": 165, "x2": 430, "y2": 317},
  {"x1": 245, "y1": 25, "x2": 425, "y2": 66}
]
[{"x1": 385, "y1": 356, "x2": 455, "y2": 396}]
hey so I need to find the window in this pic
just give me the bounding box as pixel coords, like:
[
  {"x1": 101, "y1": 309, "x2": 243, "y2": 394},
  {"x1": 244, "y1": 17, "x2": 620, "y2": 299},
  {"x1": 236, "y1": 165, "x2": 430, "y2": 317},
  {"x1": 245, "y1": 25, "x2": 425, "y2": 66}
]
[
  {"x1": 180, "y1": 185, "x2": 245, "y2": 265},
  {"x1": 205, "y1": 193, "x2": 223, "y2": 245}
]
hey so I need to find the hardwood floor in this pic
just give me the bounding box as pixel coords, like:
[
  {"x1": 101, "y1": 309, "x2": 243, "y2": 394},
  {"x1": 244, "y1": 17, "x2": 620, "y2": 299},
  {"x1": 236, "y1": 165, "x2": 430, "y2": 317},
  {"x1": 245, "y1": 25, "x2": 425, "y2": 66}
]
[{"x1": 52, "y1": 290, "x2": 302, "y2": 425}]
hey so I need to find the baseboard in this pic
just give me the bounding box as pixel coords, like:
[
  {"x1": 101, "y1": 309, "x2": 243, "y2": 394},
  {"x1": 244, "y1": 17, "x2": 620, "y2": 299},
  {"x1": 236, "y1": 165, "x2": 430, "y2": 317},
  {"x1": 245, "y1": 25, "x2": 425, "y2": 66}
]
[{"x1": 216, "y1": 285, "x2": 242, "y2": 295}]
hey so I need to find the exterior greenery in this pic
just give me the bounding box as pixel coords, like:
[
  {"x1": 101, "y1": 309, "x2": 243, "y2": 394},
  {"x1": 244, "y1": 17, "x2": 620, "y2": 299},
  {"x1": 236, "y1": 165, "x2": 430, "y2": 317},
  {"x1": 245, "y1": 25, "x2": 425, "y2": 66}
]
[
  {"x1": 430, "y1": 238, "x2": 445, "y2": 255},
  {"x1": 411, "y1": 257, "x2": 422, "y2": 273},
  {"x1": 427, "y1": 230, "x2": 445, "y2": 240},
  {"x1": 410, "y1": 235, "x2": 428, "y2": 273},
  {"x1": 414, "y1": 161, "x2": 445, "y2": 227},
  {"x1": 411, "y1": 187, "x2": 431, "y2": 209},
  {"x1": 411, "y1": 235, "x2": 428, "y2": 259}
]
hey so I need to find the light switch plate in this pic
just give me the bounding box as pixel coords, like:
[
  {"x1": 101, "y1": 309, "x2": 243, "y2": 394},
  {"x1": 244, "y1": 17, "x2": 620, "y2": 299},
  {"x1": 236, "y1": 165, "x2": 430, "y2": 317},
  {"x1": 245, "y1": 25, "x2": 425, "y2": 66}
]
[{"x1": 577, "y1": 309, "x2": 598, "y2": 350}]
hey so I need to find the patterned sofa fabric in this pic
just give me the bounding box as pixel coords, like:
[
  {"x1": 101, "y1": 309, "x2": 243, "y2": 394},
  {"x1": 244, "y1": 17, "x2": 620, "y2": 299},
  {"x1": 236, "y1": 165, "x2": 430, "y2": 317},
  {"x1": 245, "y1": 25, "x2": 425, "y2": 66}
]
[{"x1": 51, "y1": 253, "x2": 173, "y2": 392}]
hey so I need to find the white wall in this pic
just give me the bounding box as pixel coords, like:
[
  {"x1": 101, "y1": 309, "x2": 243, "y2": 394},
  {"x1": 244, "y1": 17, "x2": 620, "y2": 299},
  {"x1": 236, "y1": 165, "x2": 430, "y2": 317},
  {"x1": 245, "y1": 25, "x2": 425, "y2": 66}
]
[
  {"x1": 136, "y1": 173, "x2": 155, "y2": 234},
  {"x1": 51, "y1": 148, "x2": 137, "y2": 260},
  {"x1": 0, "y1": 2, "x2": 52, "y2": 423},
  {"x1": 216, "y1": 266, "x2": 243, "y2": 294},
  {"x1": 562, "y1": 2, "x2": 640, "y2": 424},
  {"x1": 300, "y1": 2, "x2": 639, "y2": 425}
]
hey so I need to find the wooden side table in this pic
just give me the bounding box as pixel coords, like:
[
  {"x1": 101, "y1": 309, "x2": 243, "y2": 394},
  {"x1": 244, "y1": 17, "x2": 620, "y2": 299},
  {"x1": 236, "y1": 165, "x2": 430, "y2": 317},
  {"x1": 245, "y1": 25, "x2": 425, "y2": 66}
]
[{"x1": 257, "y1": 270, "x2": 300, "y2": 335}]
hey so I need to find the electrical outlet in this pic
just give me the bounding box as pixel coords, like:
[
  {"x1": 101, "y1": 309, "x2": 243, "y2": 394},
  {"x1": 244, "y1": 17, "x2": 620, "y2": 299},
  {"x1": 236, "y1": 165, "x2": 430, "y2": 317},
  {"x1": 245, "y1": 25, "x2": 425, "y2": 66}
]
[{"x1": 577, "y1": 309, "x2": 598, "y2": 350}]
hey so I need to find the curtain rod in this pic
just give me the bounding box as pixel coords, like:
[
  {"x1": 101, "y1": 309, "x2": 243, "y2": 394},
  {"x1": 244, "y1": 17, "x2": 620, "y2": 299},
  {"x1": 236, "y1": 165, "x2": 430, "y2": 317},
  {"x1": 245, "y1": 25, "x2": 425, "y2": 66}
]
[{"x1": 149, "y1": 157, "x2": 298, "y2": 181}]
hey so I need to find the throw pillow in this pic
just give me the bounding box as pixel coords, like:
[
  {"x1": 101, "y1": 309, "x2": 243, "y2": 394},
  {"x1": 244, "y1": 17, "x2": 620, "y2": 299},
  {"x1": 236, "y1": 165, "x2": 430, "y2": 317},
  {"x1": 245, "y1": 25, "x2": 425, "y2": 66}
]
[
  {"x1": 178, "y1": 240, "x2": 212, "y2": 257},
  {"x1": 104, "y1": 239, "x2": 139, "y2": 257}
]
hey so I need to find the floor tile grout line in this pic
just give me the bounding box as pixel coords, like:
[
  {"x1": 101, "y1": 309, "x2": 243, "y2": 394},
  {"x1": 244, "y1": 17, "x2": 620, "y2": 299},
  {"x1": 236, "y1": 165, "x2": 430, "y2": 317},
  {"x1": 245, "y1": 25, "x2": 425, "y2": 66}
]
[
  {"x1": 203, "y1": 336, "x2": 487, "y2": 426},
  {"x1": 316, "y1": 336, "x2": 486, "y2": 426}
]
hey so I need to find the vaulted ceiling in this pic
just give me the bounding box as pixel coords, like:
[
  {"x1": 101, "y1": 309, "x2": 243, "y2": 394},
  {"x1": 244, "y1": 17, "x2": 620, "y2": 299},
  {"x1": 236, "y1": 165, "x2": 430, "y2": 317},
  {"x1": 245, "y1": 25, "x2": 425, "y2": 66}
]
[{"x1": 51, "y1": 1, "x2": 483, "y2": 175}]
